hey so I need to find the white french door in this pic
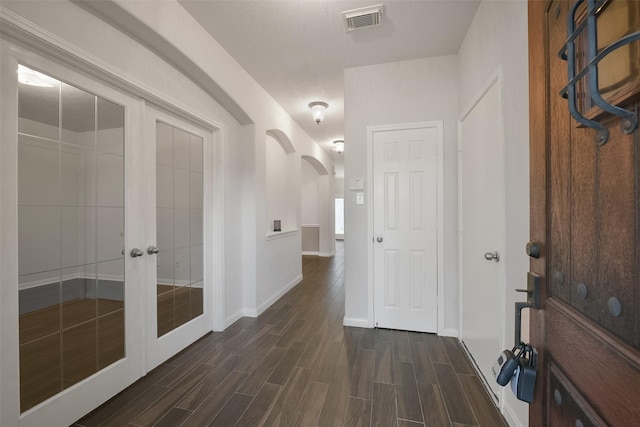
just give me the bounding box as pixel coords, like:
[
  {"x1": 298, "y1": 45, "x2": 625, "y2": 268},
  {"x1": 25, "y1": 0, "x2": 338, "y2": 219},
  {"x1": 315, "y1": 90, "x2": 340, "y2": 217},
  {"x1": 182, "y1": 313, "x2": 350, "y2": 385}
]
[
  {"x1": 1, "y1": 47, "x2": 219, "y2": 427},
  {"x1": 1, "y1": 51, "x2": 145, "y2": 427},
  {"x1": 144, "y1": 105, "x2": 214, "y2": 370}
]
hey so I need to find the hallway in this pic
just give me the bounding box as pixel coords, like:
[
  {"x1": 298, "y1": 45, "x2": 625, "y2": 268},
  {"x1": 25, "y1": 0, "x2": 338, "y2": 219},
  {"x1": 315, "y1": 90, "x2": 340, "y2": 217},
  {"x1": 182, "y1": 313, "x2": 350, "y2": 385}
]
[{"x1": 74, "y1": 244, "x2": 507, "y2": 427}]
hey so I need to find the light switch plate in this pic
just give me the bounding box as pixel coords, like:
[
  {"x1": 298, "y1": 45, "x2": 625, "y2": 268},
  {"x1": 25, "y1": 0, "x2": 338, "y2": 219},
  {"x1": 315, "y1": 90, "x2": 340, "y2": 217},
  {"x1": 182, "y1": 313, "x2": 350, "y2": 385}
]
[{"x1": 356, "y1": 192, "x2": 364, "y2": 205}]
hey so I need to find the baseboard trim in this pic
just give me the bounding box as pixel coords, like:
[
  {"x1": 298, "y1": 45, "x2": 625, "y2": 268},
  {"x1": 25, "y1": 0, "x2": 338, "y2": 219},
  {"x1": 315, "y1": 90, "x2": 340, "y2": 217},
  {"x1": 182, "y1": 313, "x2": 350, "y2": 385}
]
[
  {"x1": 438, "y1": 328, "x2": 459, "y2": 338},
  {"x1": 301, "y1": 251, "x2": 335, "y2": 257},
  {"x1": 343, "y1": 317, "x2": 370, "y2": 328},
  {"x1": 502, "y1": 401, "x2": 526, "y2": 427},
  {"x1": 225, "y1": 309, "x2": 245, "y2": 327},
  {"x1": 255, "y1": 274, "x2": 303, "y2": 316}
]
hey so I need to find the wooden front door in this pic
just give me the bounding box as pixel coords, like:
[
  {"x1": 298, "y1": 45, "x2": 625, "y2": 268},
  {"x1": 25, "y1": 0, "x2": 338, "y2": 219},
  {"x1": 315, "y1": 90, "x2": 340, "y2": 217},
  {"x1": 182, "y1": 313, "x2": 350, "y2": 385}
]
[{"x1": 529, "y1": 0, "x2": 640, "y2": 425}]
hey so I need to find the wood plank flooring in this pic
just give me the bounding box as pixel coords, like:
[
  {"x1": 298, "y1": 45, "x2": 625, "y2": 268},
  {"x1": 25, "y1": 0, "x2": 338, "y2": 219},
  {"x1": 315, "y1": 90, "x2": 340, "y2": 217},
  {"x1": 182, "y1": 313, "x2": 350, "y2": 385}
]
[{"x1": 73, "y1": 242, "x2": 507, "y2": 427}]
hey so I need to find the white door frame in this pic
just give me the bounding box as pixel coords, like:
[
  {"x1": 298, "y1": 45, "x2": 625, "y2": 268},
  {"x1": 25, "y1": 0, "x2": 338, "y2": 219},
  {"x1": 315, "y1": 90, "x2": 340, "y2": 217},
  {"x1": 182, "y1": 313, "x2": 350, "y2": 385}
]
[
  {"x1": 0, "y1": 18, "x2": 226, "y2": 425},
  {"x1": 457, "y1": 66, "x2": 506, "y2": 405},
  {"x1": 366, "y1": 121, "x2": 445, "y2": 332}
]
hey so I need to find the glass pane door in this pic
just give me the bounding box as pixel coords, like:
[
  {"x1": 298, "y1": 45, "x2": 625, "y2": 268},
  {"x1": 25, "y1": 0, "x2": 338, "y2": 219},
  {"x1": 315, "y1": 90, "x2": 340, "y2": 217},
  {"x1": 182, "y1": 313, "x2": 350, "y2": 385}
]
[
  {"x1": 17, "y1": 66, "x2": 126, "y2": 412},
  {"x1": 155, "y1": 122, "x2": 204, "y2": 337},
  {"x1": 145, "y1": 106, "x2": 213, "y2": 369}
]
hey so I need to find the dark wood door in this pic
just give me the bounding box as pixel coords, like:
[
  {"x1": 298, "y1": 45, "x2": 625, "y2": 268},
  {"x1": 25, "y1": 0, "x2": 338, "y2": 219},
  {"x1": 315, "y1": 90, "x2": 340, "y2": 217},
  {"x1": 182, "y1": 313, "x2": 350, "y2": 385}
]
[{"x1": 529, "y1": 0, "x2": 640, "y2": 425}]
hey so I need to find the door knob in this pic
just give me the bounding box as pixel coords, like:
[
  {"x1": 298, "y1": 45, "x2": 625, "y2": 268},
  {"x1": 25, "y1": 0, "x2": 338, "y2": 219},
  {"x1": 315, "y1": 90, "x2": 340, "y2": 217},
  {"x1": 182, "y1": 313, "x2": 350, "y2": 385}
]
[
  {"x1": 484, "y1": 251, "x2": 500, "y2": 262},
  {"x1": 376, "y1": 236, "x2": 384, "y2": 243},
  {"x1": 147, "y1": 245, "x2": 159, "y2": 255},
  {"x1": 130, "y1": 248, "x2": 144, "y2": 258},
  {"x1": 525, "y1": 241, "x2": 541, "y2": 258}
]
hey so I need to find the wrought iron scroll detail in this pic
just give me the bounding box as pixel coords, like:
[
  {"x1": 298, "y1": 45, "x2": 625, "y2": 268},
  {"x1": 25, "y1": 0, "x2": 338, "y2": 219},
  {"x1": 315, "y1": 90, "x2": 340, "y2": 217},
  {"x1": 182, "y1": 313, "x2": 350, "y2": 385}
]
[{"x1": 559, "y1": 0, "x2": 640, "y2": 145}]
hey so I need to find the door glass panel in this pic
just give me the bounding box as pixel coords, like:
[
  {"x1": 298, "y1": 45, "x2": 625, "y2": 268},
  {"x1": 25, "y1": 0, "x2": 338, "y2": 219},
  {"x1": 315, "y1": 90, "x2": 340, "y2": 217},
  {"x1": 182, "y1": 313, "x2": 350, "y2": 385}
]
[
  {"x1": 156, "y1": 123, "x2": 204, "y2": 337},
  {"x1": 17, "y1": 65, "x2": 125, "y2": 412}
]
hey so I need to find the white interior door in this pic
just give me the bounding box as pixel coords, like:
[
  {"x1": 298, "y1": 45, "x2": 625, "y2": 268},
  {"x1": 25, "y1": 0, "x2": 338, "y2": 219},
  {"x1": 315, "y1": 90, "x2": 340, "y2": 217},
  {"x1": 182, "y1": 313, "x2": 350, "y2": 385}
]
[
  {"x1": 372, "y1": 125, "x2": 439, "y2": 332},
  {"x1": 459, "y1": 74, "x2": 505, "y2": 400},
  {"x1": 144, "y1": 106, "x2": 214, "y2": 370},
  {"x1": 1, "y1": 54, "x2": 145, "y2": 427}
]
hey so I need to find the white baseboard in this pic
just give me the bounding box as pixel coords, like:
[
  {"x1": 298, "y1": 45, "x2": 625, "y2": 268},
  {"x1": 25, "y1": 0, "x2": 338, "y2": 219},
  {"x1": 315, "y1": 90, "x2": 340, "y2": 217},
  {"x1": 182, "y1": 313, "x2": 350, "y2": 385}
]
[
  {"x1": 503, "y1": 402, "x2": 526, "y2": 427},
  {"x1": 242, "y1": 308, "x2": 258, "y2": 318},
  {"x1": 438, "y1": 328, "x2": 459, "y2": 338},
  {"x1": 301, "y1": 251, "x2": 335, "y2": 257},
  {"x1": 225, "y1": 309, "x2": 245, "y2": 327},
  {"x1": 255, "y1": 274, "x2": 303, "y2": 316},
  {"x1": 343, "y1": 317, "x2": 370, "y2": 328}
]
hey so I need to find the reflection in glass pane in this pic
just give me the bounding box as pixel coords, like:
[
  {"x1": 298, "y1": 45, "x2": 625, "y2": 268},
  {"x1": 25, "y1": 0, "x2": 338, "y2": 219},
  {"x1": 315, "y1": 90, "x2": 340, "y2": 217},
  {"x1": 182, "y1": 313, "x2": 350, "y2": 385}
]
[
  {"x1": 156, "y1": 122, "x2": 204, "y2": 337},
  {"x1": 17, "y1": 66, "x2": 126, "y2": 412},
  {"x1": 97, "y1": 98, "x2": 124, "y2": 154},
  {"x1": 61, "y1": 264, "x2": 96, "y2": 329},
  {"x1": 61, "y1": 143, "x2": 96, "y2": 207},
  {"x1": 18, "y1": 135, "x2": 59, "y2": 206},
  {"x1": 97, "y1": 207, "x2": 124, "y2": 262},
  {"x1": 190, "y1": 134, "x2": 203, "y2": 172},
  {"x1": 18, "y1": 65, "x2": 60, "y2": 141},
  {"x1": 97, "y1": 153, "x2": 124, "y2": 207},
  {"x1": 61, "y1": 82, "x2": 96, "y2": 149}
]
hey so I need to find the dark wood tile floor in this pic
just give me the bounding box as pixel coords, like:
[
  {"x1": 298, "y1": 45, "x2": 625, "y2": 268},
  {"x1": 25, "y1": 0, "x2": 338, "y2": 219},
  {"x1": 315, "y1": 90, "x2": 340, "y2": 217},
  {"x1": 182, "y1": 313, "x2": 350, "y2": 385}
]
[{"x1": 73, "y1": 242, "x2": 507, "y2": 427}]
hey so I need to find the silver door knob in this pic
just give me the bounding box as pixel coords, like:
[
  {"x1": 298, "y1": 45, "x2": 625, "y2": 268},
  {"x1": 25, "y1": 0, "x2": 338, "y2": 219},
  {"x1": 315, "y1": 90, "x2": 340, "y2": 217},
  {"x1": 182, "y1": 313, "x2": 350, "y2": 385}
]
[
  {"x1": 484, "y1": 251, "x2": 500, "y2": 262},
  {"x1": 376, "y1": 236, "x2": 384, "y2": 242},
  {"x1": 130, "y1": 248, "x2": 144, "y2": 258},
  {"x1": 147, "y1": 245, "x2": 159, "y2": 255}
]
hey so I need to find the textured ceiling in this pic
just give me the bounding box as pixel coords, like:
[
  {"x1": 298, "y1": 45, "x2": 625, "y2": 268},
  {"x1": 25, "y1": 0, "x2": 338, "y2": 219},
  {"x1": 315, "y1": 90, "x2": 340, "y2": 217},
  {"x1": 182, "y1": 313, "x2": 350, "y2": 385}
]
[{"x1": 178, "y1": 0, "x2": 481, "y2": 173}]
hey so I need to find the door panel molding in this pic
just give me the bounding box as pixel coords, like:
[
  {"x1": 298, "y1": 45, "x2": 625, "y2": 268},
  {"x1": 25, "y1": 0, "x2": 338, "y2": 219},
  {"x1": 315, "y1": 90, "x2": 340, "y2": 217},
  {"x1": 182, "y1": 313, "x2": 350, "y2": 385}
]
[{"x1": 366, "y1": 121, "x2": 444, "y2": 332}]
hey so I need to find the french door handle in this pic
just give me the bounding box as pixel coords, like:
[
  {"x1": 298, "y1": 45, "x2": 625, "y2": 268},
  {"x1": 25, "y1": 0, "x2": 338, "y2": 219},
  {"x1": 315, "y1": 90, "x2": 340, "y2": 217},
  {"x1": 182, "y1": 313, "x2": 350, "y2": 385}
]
[
  {"x1": 376, "y1": 236, "x2": 384, "y2": 243},
  {"x1": 146, "y1": 245, "x2": 159, "y2": 255},
  {"x1": 484, "y1": 251, "x2": 500, "y2": 262},
  {"x1": 130, "y1": 248, "x2": 144, "y2": 258}
]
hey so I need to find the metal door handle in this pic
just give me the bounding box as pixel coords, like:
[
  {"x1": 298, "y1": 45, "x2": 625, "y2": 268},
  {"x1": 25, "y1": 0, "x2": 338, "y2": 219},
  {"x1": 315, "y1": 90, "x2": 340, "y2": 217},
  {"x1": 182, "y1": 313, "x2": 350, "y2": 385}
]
[
  {"x1": 130, "y1": 248, "x2": 144, "y2": 258},
  {"x1": 146, "y1": 245, "x2": 159, "y2": 255},
  {"x1": 484, "y1": 251, "x2": 500, "y2": 262},
  {"x1": 376, "y1": 236, "x2": 384, "y2": 243}
]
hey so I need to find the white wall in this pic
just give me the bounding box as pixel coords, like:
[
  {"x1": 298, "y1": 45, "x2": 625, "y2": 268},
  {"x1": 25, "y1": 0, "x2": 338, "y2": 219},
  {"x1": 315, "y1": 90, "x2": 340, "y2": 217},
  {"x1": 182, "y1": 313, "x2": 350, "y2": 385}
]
[
  {"x1": 301, "y1": 159, "x2": 320, "y2": 225},
  {"x1": 343, "y1": 55, "x2": 459, "y2": 332},
  {"x1": 266, "y1": 134, "x2": 296, "y2": 232},
  {"x1": 458, "y1": 1, "x2": 530, "y2": 426}
]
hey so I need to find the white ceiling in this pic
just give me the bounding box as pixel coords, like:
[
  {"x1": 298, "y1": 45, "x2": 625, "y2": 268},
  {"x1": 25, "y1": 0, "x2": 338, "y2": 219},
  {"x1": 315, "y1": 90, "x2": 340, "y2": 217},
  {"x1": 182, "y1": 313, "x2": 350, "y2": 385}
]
[{"x1": 178, "y1": 0, "x2": 481, "y2": 173}]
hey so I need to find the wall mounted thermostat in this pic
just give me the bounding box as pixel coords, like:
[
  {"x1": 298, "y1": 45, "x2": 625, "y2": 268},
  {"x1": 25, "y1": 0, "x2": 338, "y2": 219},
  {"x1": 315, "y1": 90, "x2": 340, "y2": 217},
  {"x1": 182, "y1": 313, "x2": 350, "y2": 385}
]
[{"x1": 350, "y1": 178, "x2": 365, "y2": 190}]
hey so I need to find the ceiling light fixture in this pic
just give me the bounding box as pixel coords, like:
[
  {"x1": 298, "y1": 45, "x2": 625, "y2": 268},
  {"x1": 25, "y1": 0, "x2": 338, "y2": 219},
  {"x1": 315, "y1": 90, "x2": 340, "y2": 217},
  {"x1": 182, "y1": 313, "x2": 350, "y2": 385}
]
[
  {"x1": 333, "y1": 140, "x2": 344, "y2": 154},
  {"x1": 308, "y1": 101, "x2": 328, "y2": 124}
]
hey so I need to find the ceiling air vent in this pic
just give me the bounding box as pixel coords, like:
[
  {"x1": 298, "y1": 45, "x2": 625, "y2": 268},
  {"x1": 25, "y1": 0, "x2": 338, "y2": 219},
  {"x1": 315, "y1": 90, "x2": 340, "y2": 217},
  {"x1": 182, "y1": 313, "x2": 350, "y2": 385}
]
[{"x1": 342, "y1": 4, "x2": 384, "y2": 31}]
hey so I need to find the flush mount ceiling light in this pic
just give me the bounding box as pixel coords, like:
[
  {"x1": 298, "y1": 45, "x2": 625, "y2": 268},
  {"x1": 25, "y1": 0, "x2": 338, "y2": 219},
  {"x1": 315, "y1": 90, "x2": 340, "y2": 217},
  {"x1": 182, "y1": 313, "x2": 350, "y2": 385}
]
[
  {"x1": 17, "y1": 64, "x2": 58, "y2": 87},
  {"x1": 333, "y1": 140, "x2": 345, "y2": 154},
  {"x1": 342, "y1": 4, "x2": 384, "y2": 31},
  {"x1": 308, "y1": 101, "x2": 329, "y2": 124}
]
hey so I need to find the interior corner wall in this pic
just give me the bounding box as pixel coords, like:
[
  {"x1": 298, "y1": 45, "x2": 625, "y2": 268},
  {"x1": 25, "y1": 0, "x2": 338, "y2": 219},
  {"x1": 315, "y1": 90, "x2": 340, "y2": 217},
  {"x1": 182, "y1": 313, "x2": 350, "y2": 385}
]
[
  {"x1": 343, "y1": 55, "x2": 459, "y2": 330},
  {"x1": 301, "y1": 158, "x2": 319, "y2": 225},
  {"x1": 457, "y1": 1, "x2": 530, "y2": 426}
]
